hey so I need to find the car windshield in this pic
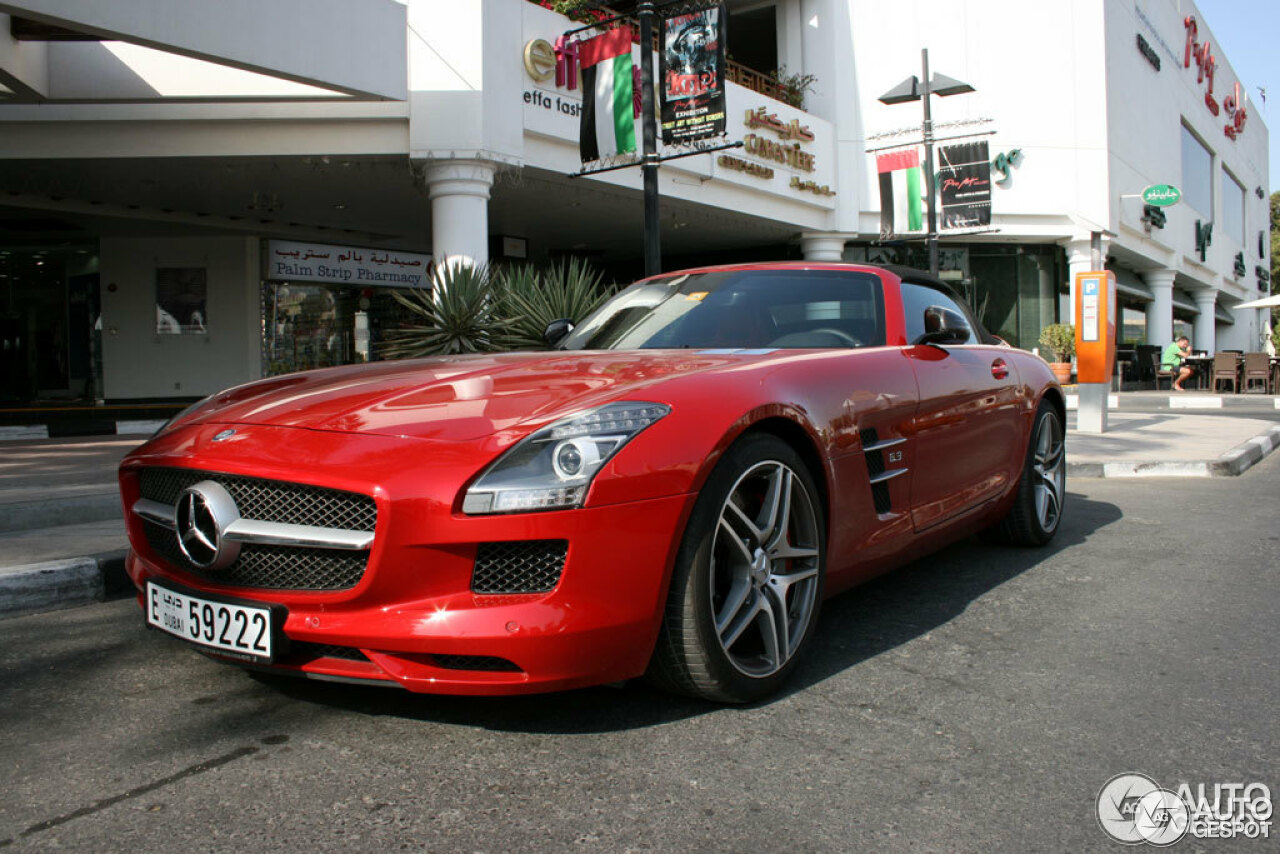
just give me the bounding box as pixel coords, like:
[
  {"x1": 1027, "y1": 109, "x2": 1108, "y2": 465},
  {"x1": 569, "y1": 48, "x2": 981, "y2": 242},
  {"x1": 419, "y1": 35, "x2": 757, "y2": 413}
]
[{"x1": 559, "y1": 269, "x2": 886, "y2": 351}]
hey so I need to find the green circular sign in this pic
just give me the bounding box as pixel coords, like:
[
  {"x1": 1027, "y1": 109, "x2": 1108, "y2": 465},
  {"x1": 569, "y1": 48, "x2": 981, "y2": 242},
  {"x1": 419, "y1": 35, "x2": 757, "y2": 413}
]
[{"x1": 1142, "y1": 184, "x2": 1181, "y2": 206}]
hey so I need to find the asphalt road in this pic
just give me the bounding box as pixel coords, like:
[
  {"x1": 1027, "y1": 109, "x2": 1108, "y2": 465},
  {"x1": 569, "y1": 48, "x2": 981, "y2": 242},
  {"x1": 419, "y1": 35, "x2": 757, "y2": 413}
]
[{"x1": 3, "y1": 455, "x2": 1278, "y2": 852}]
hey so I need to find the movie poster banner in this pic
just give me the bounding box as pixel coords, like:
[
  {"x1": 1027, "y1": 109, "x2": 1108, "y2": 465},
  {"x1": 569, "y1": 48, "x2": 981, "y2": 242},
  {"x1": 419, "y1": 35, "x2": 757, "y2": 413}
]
[
  {"x1": 937, "y1": 141, "x2": 992, "y2": 229},
  {"x1": 660, "y1": 3, "x2": 727, "y2": 145}
]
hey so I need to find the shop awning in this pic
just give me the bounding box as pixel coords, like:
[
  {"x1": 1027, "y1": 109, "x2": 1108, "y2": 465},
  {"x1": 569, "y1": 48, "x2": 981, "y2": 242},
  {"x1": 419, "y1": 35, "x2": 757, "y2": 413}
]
[{"x1": 1108, "y1": 266, "x2": 1153, "y2": 300}]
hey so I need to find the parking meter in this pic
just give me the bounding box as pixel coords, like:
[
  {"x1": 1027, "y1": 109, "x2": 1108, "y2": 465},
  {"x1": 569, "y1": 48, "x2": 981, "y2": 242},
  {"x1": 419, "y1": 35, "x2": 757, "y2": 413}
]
[{"x1": 1074, "y1": 271, "x2": 1117, "y2": 384}]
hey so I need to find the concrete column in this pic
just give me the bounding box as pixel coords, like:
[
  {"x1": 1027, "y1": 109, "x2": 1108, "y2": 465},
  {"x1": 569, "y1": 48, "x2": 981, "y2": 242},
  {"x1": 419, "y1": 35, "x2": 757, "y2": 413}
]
[
  {"x1": 800, "y1": 234, "x2": 846, "y2": 262},
  {"x1": 425, "y1": 159, "x2": 496, "y2": 269},
  {"x1": 1061, "y1": 238, "x2": 1094, "y2": 326},
  {"x1": 1144, "y1": 269, "x2": 1175, "y2": 346},
  {"x1": 1192, "y1": 290, "x2": 1217, "y2": 353}
]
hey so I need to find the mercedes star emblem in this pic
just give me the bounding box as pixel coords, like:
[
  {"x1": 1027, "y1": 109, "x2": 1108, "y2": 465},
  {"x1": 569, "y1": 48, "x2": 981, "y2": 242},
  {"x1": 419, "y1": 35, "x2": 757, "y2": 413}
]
[{"x1": 175, "y1": 481, "x2": 242, "y2": 570}]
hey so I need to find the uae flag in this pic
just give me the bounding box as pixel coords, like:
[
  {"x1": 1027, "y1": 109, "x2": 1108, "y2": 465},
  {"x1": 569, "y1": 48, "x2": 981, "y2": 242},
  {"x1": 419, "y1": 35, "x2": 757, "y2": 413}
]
[
  {"x1": 877, "y1": 149, "x2": 925, "y2": 237},
  {"x1": 578, "y1": 28, "x2": 638, "y2": 163}
]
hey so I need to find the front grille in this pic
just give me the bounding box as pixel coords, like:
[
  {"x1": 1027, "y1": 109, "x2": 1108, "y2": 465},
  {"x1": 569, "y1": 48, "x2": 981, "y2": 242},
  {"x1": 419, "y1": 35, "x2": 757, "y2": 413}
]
[
  {"x1": 142, "y1": 520, "x2": 368, "y2": 591},
  {"x1": 139, "y1": 468, "x2": 376, "y2": 531},
  {"x1": 471, "y1": 540, "x2": 567, "y2": 595},
  {"x1": 431, "y1": 654, "x2": 521, "y2": 672},
  {"x1": 137, "y1": 467, "x2": 375, "y2": 592}
]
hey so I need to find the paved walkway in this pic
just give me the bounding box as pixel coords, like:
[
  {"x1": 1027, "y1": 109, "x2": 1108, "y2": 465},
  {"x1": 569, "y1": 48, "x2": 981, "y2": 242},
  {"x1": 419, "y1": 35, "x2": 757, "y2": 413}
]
[{"x1": 1, "y1": 392, "x2": 1278, "y2": 619}]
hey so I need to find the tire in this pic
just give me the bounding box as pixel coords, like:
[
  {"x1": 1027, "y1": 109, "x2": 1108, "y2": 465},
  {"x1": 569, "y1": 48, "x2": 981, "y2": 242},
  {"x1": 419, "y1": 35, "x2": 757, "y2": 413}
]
[
  {"x1": 985, "y1": 400, "x2": 1066, "y2": 546},
  {"x1": 647, "y1": 433, "x2": 826, "y2": 703}
]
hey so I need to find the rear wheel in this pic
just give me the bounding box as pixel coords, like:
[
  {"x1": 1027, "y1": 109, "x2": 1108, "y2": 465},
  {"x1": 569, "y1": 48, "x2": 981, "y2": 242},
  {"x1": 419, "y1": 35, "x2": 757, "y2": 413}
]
[
  {"x1": 986, "y1": 400, "x2": 1065, "y2": 546},
  {"x1": 648, "y1": 434, "x2": 825, "y2": 703}
]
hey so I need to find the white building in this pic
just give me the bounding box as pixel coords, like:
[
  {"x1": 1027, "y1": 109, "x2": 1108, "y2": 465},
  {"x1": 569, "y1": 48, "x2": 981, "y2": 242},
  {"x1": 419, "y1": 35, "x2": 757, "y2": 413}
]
[{"x1": 0, "y1": 0, "x2": 1268, "y2": 410}]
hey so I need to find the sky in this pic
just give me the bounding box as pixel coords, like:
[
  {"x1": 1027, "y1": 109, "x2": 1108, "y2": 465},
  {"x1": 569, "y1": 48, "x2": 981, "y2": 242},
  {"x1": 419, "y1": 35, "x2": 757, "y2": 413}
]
[{"x1": 1194, "y1": 0, "x2": 1280, "y2": 193}]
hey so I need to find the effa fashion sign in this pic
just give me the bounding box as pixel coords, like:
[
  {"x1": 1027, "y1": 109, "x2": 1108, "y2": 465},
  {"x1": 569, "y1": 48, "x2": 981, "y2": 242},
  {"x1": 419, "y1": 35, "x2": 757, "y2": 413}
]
[{"x1": 1182, "y1": 15, "x2": 1248, "y2": 140}]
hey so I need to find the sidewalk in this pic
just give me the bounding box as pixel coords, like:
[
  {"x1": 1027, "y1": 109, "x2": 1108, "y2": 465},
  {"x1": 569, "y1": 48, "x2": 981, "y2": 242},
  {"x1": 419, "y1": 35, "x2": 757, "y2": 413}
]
[{"x1": 2, "y1": 393, "x2": 1279, "y2": 620}]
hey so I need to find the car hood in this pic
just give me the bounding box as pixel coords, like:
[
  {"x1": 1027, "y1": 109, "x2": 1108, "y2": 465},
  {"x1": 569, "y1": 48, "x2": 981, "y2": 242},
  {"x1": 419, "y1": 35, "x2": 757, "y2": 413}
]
[{"x1": 184, "y1": 350, "x2": 760, "y2": 441}]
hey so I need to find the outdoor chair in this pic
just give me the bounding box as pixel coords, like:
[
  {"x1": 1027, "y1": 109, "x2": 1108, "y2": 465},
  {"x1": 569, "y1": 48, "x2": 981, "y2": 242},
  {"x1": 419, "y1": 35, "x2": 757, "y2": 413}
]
[
  {"x1": 1211, "y1": 353, "x2": 1238, "y2": 393},
  {"x1": 1242, "y1": 353, "x2": 1270, "y2": 394},
  {"x1": 1151, "y1": 352, "x2": 1174, "y2": 390}
]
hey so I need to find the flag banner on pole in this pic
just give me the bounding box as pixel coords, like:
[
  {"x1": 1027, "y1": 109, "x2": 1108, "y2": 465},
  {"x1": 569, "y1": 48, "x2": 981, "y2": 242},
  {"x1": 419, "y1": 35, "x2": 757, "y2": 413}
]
[
  {"x1": 578, "y1": 27, "x2": 638, "y2": 163},
  {"x1": 877, "y1": 149, "x2": 925, "y2": 238},
  {"x1": 938, "y1": 141, "x2": 992, "y2": 229},
  {"x1": 660, "y1": 3, "x2": 727, "y2": 146}
]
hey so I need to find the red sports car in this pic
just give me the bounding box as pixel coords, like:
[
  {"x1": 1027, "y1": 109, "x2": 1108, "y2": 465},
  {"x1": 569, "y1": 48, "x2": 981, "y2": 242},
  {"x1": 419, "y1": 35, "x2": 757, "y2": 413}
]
[{"x1": 120, "y1": 263, "x2": 1066, "y2": 703}]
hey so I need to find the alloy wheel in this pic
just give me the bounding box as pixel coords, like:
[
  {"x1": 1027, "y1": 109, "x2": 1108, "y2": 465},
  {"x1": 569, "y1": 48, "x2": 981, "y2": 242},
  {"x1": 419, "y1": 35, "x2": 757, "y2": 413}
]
[
  {"x1": 709, "y1": 460, "x2": 821, "y2": 678},
  {"x1": 1033, "y1": 412, "x2": 1065, "y2": 532}
]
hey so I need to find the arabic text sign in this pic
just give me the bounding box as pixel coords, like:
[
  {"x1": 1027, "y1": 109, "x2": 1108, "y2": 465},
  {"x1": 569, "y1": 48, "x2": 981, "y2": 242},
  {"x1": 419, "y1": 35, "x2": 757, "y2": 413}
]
[{"x1": 266, "y1": 240, "x2": 432, "y2": 288}]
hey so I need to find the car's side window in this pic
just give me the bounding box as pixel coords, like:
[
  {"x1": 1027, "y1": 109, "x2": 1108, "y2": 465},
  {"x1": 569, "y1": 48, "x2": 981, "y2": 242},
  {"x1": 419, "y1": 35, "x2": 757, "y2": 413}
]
[{"x1": 900, "y1": 283, "x2": 974, "y2": 345}]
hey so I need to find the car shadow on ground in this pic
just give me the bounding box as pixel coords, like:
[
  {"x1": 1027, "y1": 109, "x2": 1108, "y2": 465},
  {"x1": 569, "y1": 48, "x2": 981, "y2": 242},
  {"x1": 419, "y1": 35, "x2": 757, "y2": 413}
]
[{"x1": 252, "y1": 490, "x2": 1123, "y2": 733}]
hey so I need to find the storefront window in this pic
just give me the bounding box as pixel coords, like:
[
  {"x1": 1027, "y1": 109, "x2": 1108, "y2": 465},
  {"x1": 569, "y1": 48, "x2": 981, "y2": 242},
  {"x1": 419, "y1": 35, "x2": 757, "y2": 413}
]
[
  {"x1": 1221, "y1": 168, "x2": 1245, "y2": 244},
  {"x1": 261, "y1": 282, "x2": 419, "y2": 376},
  {"x1": 1180, "y1": 124, "x2": 1213, "y2": 218},
  {"x1": 1120, "y1": 305, "x2": 1146, "y2": 345}
]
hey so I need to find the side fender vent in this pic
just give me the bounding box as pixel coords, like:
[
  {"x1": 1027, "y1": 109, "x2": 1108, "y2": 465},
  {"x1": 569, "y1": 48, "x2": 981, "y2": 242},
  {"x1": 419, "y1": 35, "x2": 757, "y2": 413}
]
[{"x1": 860, "y1": 428, "x2": 908, "y2": 516}]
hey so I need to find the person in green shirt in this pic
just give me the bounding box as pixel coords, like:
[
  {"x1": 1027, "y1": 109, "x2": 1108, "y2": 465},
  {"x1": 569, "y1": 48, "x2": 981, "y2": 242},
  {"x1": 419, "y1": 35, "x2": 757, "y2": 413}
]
[{"x1": 1161, "y1": 335, "x2": 1194, "y2": 391}]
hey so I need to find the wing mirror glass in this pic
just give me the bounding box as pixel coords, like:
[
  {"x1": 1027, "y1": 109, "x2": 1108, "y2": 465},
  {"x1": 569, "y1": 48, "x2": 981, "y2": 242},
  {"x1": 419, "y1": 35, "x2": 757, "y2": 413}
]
[
  {"x1": 544, "y1": 318, "x2": 575, "y2": 348},
  {"x1": 914, "y1": 306, "x2": 970, "y2": 346}
]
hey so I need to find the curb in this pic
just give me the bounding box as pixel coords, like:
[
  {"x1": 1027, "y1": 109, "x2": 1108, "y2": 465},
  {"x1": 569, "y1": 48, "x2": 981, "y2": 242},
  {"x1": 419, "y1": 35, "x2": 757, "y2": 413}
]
[
  {"x1": 0, "y1": 420, "x2": 165, "y2": 442},
  {"x1": 1067, "y1": 424, "x2": 1280, "y2": 478},
  {"x1": 0, "y1": 551, "x2": 129, "y2": 621}
]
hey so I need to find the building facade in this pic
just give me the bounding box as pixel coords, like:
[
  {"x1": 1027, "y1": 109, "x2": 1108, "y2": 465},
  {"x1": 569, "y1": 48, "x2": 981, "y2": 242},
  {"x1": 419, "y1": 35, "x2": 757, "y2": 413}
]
[{"x1": 0, "y1": 0, "x2": 1269, "y2": 407}]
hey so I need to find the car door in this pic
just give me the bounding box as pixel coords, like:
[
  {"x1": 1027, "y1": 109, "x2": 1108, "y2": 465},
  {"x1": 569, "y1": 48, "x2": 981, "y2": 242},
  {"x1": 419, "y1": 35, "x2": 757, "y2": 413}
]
[{"x1": 898, "y1": 282, "x2": 1025, "y2": 532}]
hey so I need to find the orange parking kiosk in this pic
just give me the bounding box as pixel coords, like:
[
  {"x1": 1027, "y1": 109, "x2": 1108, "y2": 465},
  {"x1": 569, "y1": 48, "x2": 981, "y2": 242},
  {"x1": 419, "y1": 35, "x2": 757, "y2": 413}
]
[{"x1": 1074, "y1": 271, "x2": 1116, "y2": 384}]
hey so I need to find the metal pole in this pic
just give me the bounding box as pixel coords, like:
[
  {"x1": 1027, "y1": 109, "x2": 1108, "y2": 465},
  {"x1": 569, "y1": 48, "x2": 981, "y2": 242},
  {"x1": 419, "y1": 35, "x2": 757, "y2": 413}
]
[
  {"x1": 920, "y1": 48, "x2": 938, "y2": 277},
  {"x1": 639, "y1": 2, "x2": 661, "y2": 277}
]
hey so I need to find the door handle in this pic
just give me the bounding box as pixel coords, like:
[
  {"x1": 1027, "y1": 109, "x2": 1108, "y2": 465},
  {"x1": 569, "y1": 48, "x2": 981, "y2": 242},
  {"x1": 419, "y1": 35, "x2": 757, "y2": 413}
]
[{"x1": 991, "y1": 358, "x2": 1009, "y2": 380}]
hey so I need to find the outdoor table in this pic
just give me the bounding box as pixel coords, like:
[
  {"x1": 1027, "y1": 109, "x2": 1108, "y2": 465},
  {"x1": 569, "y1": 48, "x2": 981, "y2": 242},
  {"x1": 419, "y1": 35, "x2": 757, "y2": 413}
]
[{"x1": 1182, "y1": 355, "x2": 1213, "y2": 391}]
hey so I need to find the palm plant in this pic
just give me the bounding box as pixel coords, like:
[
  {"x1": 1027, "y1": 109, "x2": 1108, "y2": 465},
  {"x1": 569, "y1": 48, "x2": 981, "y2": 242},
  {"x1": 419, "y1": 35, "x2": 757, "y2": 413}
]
[
  {"x1": 382, "y1": 259, "x2": 510, "y2": 358},
  {"x1": 499, "y1": 257, "x2": 616, "y2": 350}
]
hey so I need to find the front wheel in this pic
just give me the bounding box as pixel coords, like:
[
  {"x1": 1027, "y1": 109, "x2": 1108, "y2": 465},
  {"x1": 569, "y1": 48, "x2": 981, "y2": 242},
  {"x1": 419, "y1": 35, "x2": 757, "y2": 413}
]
[
  {"x1": 647, "y1": 434, "x2": 826, "y2": 703},
  {"x1": 986, "y1": 400, "x2": 1066, "y2": 546}
]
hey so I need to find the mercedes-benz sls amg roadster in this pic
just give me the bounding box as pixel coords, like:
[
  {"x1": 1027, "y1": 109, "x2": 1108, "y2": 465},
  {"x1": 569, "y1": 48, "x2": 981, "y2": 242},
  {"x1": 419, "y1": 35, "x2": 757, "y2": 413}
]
[{"x1": 120, "y1": 263, "x2": 1066, "y2": 702}]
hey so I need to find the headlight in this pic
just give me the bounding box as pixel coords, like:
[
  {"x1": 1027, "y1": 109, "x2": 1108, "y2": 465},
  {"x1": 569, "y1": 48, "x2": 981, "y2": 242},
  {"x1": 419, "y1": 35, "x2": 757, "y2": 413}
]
[{"x1": 462, "y1": 402, "x2": 670, "y2": 515}]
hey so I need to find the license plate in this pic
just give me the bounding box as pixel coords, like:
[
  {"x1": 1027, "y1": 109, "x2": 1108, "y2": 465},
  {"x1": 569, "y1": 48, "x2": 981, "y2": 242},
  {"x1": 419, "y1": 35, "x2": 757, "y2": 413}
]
[{"x1": 146, "y1": 581, "x2": 275, "y2": 662}]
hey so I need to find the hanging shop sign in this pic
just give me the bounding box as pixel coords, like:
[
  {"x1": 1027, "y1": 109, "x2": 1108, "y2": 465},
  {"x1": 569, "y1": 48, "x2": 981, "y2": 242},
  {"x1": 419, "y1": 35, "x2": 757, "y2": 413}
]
[
  {"x1": 660, "y1": 3, "x2": 727, "y2": 145},
  {"x1": 266, "y1": 240, "x2": 431, "y2": 288},
  {"x1": 1142, "y1": 184, "x2": 1181, "y2": 206},
  {"x1": 1183, "y1": 16, "x2": 1248, "y2": 140},
  {"x1": 937, "y1": 141, "x2": 992, "y2": 229}
]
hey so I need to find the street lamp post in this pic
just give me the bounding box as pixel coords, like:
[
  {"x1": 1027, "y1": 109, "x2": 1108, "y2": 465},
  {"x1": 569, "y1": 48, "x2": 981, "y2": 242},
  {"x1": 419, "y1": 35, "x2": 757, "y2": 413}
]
[{"x1": 878, "y1": 48, "x2": 974, "y2": 277}]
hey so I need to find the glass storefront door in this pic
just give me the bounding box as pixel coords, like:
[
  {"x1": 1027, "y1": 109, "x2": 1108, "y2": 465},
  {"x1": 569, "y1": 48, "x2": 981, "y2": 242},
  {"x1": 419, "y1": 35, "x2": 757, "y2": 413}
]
[
  {"x1": 0, "y1": 245, "x2": 100, "y2": 402},
  {"x1": 261, "y1": 281, "x2": 419, "y2": 376}
]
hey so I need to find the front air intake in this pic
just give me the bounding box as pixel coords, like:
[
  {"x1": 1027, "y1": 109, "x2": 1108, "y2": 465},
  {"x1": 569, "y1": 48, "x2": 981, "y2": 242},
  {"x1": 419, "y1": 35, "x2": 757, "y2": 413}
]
[{"x1": 471, "y1": 540, "x2": 568, "y2": 595}]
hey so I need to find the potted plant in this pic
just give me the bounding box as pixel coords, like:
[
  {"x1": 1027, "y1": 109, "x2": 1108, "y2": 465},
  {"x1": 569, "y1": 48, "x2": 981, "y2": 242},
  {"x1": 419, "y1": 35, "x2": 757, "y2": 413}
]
[{"x1": 1038, "y1": 323, "x2": 1075, "y2": 384}]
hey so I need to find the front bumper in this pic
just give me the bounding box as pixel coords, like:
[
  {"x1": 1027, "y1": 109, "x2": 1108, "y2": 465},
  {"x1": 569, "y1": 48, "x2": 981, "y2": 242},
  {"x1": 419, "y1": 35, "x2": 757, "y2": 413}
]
[{"x1": 122, "y1": 422, "x2": 695, "y2": 695}]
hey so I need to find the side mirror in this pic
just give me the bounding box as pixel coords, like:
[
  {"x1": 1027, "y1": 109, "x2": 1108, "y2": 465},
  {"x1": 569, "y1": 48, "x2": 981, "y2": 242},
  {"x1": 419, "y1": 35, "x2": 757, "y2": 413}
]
[
  {"x1": 544, "y1": 318, "x2": 575, "y2": 348},
  {"x1": 913, "y1": 306, "x2": 970, "y2": 347}
]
